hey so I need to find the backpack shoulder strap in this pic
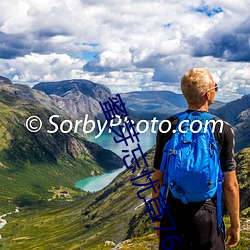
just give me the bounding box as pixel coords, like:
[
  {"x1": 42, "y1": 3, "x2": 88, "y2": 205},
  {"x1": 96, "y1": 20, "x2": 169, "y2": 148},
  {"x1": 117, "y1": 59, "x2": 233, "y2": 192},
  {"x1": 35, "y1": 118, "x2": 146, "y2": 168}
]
[
  {"x1": 201, "y1": 112, "x2": 223, "y2": 230},
  {"x1": 173, "y1": 111, "x2": 189, "y2": 121},
  {"x1": 201, "y1": 112, "x2": 217, "y2": 120},
  {"x1": 174, "y1": 111, "x2": 217, "y2": 121}
]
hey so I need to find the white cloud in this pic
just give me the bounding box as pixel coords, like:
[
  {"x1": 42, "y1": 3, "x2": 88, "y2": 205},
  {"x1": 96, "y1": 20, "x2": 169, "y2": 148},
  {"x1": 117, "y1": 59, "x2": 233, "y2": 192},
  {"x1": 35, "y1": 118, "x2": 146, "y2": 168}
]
[
  {"x1": 0, "y1": 0, "x2": 249, "y2": 101},
  {"x1": 0, "y1": 53, "x2": 87, "y2": 85}
]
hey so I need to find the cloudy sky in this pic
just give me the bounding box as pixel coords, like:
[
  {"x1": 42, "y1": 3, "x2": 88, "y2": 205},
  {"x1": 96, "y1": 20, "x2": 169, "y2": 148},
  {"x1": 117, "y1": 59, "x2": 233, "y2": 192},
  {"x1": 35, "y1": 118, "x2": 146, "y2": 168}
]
[{"x1": 0, "y1": 0, "x2": 249, "y2": 102}]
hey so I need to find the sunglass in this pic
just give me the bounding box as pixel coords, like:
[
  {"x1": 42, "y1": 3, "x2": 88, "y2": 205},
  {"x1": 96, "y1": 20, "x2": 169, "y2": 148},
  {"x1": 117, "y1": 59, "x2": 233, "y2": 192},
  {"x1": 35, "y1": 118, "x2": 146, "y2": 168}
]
[{"x1": 202, "y1": 83, "x2": 218, "y2": 95}]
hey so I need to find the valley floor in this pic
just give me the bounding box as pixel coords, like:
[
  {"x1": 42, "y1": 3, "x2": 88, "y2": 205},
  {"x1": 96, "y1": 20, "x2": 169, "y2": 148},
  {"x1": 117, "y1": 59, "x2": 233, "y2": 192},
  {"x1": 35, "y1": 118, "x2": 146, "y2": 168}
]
[{"x1": 0, "y1": 198, "x2": 249, "y2": 250}]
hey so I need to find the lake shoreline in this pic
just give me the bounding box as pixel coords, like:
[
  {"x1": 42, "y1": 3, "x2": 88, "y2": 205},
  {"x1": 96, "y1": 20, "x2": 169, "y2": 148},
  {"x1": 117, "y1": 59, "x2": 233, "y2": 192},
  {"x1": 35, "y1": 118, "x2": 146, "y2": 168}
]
[{"x1": 76, "y1": 128, "x2": 156, "y2": 192}]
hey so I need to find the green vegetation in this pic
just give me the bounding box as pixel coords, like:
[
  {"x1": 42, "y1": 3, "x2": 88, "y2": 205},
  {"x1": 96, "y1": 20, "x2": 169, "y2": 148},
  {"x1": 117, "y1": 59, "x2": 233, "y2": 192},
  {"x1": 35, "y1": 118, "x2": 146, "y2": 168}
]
[
  {"x1": 0, "y1": 83, "x2": 249, "y2": 249},
  {"x1": 235, "y1": 148, "x2": 250, "y2": 215},
  {"x1": 224, "y1": 217, "x2": 250, "y2": 250},
  {"x1": 1, "y1": 207, "x2": 248, "y2": 250},
  {"x1": 0, "y1": 199, "x2": 89, "y2": 250},
  {"x1": 1, "y1": 145, "x2": 249, "y2": 249},
  {"x1": 89, "y1": 226, "x2": 250, "y2": 250},
  {"x1": 0, "y1": 84, "x2": 122, "y2": 214}
]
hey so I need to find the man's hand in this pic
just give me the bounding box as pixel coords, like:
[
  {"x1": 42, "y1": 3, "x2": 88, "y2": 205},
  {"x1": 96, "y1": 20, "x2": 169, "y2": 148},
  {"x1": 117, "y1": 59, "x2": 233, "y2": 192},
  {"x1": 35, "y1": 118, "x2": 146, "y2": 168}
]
[
  {"x1": 155, "y1": 221, "x2": 161, "y2": 239},
  {"x1": 225, "y1": 225, "x2": 240, "y2": 248},
  {"x1": 223, "y1": 171, "x2": 240, "y2": 248}
]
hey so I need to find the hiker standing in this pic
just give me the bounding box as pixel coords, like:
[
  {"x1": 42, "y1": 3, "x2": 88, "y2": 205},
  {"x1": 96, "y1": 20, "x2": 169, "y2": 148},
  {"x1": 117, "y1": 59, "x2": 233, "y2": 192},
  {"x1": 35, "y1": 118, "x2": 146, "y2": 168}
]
[{"x1": 152, "y1": 68, "x2": 240, "y2": 250}]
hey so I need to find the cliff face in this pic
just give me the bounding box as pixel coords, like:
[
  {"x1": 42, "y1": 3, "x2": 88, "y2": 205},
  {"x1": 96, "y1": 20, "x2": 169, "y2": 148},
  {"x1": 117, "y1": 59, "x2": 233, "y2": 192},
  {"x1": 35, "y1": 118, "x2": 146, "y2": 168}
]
[{"x1": 33, "y1": 79, "x2": 111, "y2": 121}]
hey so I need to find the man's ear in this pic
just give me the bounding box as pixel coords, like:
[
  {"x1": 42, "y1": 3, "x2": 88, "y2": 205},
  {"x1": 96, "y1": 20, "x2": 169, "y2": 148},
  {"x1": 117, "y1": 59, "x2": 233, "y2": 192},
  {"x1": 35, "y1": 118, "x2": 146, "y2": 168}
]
[{"x1": 204, "y1": 92, "x2": 209, "y2": 100}]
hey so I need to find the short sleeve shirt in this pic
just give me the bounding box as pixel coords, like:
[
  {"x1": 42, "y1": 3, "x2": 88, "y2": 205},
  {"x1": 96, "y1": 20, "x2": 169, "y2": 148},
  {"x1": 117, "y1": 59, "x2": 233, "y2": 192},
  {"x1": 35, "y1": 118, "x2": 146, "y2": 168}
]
[{"x1": 153, "y1": 110, "x2": 237, "y2": 172}]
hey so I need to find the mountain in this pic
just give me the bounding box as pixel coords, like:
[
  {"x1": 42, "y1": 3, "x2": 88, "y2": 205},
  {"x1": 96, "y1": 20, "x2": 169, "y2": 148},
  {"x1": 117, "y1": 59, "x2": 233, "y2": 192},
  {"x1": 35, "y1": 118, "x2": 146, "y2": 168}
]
[
  {"x1": 212, "y1": 95, "x2": 250, "y2": 152},
  {"x1": 33, "y1": 80, "x2": 225, "y2": 122},
  {"x1": 120, "y1": 91, "x2": 224, "y2": 120},
  {"x1": 0, "y1": 75, "x2": 12, "y2": 85},
  {"x1": 0, "y1": 76, "x2": 248, "y2": 249},
  {"x1": 209, "y1": 100, "x2": 225, "y2": 111},
  {"x1": 234, "y1": 108, "x2": 250, "y2": 152},
  {"x1": 120, "y1": 91, "x2": 186, "y2": 120},
  {"x1": 0, "y1": 80, "x2": 123, "y2": 212},
  {"x1": 1, "y1": 146, "x2": 249, "y2": 249},
  {"x1": 235, "y1": 148, "x2": 250, "y2": 214},
  {"x1": 33, "y1": 79, "x2": 111, "y2": 121},
  {"x1": 213, "y1": 94, "x2": 250, "y2": 126}
]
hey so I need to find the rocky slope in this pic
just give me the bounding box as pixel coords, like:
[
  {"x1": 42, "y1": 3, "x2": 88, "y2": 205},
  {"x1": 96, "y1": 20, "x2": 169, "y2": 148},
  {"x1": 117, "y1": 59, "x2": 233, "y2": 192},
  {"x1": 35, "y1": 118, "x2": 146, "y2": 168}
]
[
  {"x1": 207, "y1": 94, "x2": 250, "y2": 152},
  {"x1": 213, "y1": 94, "x2": 250, "y2": 126},
  {"x1": 235, "y1": 148, "x2": 250, "y2": 214},
  {"x1": 32, "y1": 79, "x2": 225, "y2": 122},
  {"x1": 234, "y1": 108, "x2": 250, "y2": 152},
  {"x1": 33, "y1": 79, "x2": 112, "y2": 122}
]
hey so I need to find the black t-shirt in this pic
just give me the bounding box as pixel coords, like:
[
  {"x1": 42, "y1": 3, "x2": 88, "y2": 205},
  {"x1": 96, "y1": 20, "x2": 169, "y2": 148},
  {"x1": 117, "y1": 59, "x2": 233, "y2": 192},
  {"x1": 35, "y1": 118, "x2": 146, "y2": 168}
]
[{"x1": 153, "y1": 110, "x2": 237, "y2": 172}]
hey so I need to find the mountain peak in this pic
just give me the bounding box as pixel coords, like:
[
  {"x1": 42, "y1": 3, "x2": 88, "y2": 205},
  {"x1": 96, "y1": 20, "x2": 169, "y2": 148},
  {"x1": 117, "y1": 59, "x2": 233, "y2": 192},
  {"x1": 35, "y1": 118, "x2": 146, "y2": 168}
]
[
  {"x1": 0, "y1": 76, "x2": 12, "y2": 85},
  {"x1": 33, "y1": 79, "x2": 111, "y2": 101},
  {"x1": 32, "y1": 79, "x2": 112, "y2": 121}
]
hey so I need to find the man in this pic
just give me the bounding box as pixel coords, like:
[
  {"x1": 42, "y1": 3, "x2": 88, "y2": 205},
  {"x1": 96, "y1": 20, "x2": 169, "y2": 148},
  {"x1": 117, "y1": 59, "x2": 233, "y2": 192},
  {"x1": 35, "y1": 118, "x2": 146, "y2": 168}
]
[{"x1": 152, "y1": 68, "x2": 240, "y2": 250}]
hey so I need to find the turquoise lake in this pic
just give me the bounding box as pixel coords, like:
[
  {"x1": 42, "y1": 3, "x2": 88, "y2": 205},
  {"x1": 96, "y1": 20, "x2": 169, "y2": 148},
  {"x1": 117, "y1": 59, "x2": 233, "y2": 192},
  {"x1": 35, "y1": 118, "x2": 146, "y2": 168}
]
[{"x1": 75, "y1": 128, "x2": 157, "y2": 192}]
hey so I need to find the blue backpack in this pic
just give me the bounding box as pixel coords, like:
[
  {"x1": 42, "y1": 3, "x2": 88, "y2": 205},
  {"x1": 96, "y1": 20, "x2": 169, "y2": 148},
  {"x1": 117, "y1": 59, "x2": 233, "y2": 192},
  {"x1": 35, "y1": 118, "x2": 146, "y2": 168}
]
[{"x1": 159, "y1": 111, "x2": 223, "y2": 228}]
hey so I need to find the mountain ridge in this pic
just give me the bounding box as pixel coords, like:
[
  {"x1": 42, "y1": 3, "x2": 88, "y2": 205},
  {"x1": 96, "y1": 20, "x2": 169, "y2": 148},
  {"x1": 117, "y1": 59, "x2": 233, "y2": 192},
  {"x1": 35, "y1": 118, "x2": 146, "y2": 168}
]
[{"x1": 33, "y1": 79, "x2": 111, "y2": 121}]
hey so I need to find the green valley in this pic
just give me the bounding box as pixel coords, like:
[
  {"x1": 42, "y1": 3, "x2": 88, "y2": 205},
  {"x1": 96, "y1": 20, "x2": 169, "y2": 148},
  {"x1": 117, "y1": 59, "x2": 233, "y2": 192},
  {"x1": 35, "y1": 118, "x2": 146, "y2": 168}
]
[
  {"x1": 0, "y1": 82, "x2": 123, "y2": 214},
  {"x1": 0, "y1": 147, "x2": 249, "y2": 249},
  {"x1": 0, "y1": 78, "x2": 249, "y2": 249}
]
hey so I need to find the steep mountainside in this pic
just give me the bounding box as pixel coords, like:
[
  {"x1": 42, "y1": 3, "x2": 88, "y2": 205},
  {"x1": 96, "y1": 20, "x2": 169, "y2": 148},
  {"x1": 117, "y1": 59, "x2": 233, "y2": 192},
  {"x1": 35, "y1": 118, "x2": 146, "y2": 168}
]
[
  {"x1": 212, "y1": 95, "x2": 250, "y2": 152},
  {"x1": 213, "y1": 94, "x2": 250, "y2": 125},
  {"x1": 235, "y1": 148, "x2": 250, "y2": 213},
  {"x1": 0, "y1": 81, "x2": 123, "y2": 212},
  {"x1": 234, "y1": 108, "x2": 250, "y2": 152},
  {"x1": 33, "y1": 79, "x2": 111, "y2": 121}
]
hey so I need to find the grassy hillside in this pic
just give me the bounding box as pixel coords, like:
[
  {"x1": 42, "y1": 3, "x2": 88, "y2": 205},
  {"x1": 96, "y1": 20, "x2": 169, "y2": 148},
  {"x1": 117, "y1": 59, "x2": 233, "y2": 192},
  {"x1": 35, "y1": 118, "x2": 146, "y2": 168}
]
[
  {"x1": 1, "y1": 147, "x2": 249, "y2": 249},
  {"x1": 0, "y1": 147, "x2": 156, "y2": 249},
  {"x1": 0, "y1": 84, "x2": 123, "y2": 213},
  {"x1": 235, "y1": 148, "x2": 250, "y2": 213}
]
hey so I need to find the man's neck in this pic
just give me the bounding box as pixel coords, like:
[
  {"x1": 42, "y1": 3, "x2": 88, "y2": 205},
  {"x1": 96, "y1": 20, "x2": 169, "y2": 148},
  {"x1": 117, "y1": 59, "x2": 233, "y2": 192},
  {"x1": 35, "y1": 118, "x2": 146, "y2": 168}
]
[{"x1": 187, "y1": 103, "x2": 209, "y2": 112}]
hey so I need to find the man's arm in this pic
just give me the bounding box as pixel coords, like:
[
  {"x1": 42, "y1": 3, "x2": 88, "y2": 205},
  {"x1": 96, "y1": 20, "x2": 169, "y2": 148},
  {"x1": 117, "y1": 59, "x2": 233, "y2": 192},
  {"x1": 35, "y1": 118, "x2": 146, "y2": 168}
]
[
  {"x1": 152, "y1": 169, "x2": 163, "y2": 239},
  {"x1": 223, "y1": 170, "x2": 240, "y2": 248},
  {"x1": 152, "y1": 117, "x2": 176, "y2": 239}
]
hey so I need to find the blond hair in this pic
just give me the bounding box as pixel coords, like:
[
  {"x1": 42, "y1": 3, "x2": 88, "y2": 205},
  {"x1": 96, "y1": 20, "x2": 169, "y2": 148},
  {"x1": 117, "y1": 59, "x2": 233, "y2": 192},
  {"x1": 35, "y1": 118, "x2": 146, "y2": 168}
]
[{"x1": 181, "y1": 68, "x2": 214, "y2": 104}]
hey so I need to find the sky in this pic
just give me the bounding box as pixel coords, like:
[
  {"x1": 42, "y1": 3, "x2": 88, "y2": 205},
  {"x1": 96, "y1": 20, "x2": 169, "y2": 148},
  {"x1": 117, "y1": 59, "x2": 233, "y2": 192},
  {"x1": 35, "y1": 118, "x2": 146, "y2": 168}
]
[{"x1": 0, "y1": 0, "x2": 249, "y2": 102}]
